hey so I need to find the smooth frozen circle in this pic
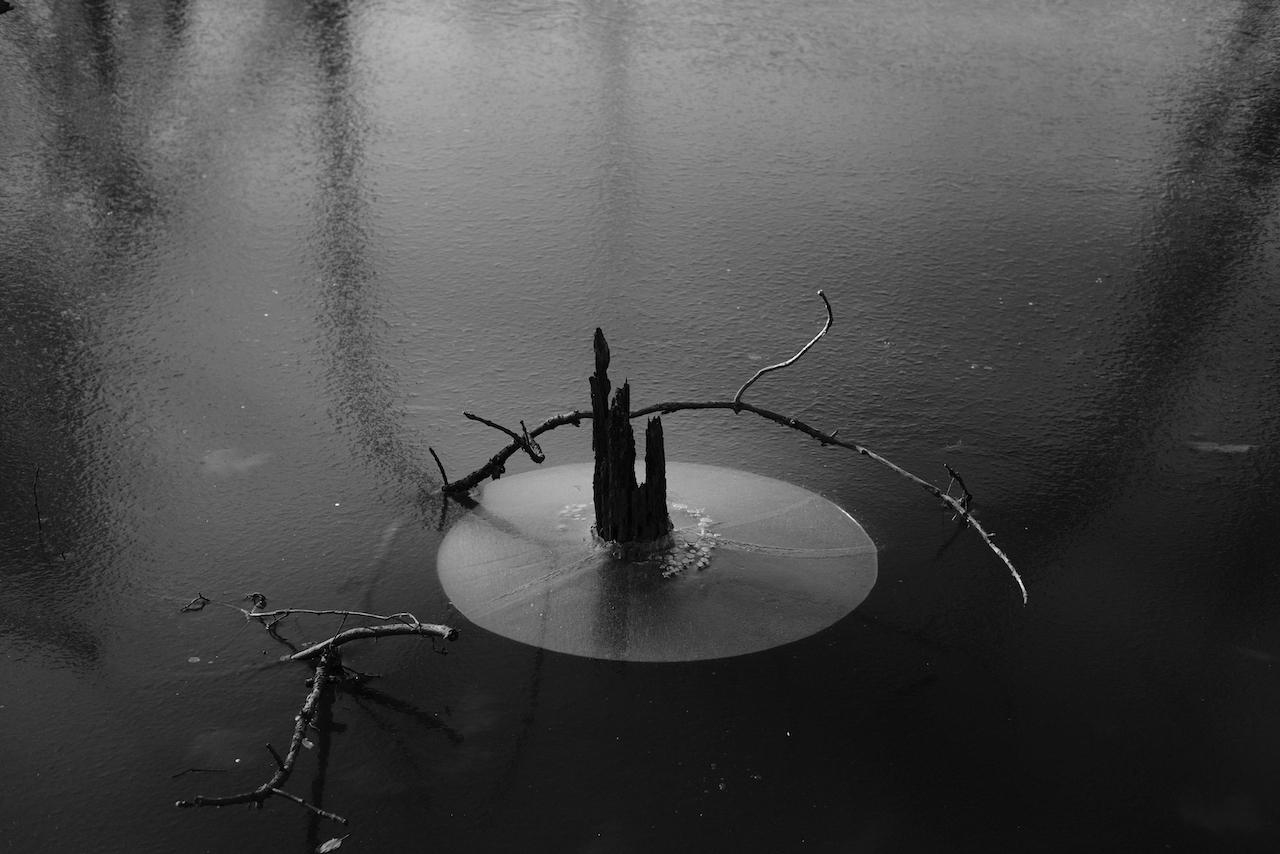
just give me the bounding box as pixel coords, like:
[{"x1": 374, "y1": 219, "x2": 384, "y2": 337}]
[{"x1": 437, "y1": 463, "x2": 877, "y2": 661}]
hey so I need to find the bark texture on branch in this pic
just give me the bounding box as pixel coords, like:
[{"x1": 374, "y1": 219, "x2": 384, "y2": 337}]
[{"x1": 590, "y1": 329, "x2": 673, "y2": 550}]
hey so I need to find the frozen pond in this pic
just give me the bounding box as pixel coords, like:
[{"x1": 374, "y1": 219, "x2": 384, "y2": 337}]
[{"x1": 2, "y1": 0, "x2": 1279, "y2": 850}]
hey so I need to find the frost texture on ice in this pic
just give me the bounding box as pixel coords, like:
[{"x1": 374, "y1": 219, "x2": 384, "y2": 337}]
[{"x1": 436, "y1": 462, "x2": 878, "y2": 662}]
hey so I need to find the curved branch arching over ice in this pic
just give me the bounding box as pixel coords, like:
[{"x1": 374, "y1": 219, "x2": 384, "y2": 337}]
[{"x1": 433, "y1": 292, "x2": 1028, "y2": 605}]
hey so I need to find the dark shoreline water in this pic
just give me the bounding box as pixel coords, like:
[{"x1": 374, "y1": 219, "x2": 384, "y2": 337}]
[{"x1": 3, "y1": 1, "x2": 1279, "y2": 851}]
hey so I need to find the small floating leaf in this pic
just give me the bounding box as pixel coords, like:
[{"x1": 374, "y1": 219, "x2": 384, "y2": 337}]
[{"x1": 317, "y1": 835, "x2": 350, "y2": 853}]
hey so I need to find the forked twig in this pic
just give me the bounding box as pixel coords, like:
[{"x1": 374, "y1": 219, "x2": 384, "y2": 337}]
[
  {"x1": 176, "y1": 648, "x2": 349, "y2": 825},
  {"x1": 441, "y1": 410, "x2": 584, "y2": 494},
  {"x1": 944, "y1": 463, "x2": 973, "y2": 516},
  {"x1": 176, "y1": 595, "x2": 459, "y2": 824},
  {"x1": 463, "y1": 412, "x2": 545, "y2": 463}
]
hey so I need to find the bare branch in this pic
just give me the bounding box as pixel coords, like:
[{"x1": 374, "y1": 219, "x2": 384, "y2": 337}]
[
  {"x1": 286, "y1": 622, "x2": 459, "y2": 662},
  {"x1": 943, "y1": 463, "x2": 973, "y2": 515},
  {"x1": 463, "y1": 412, "x2": 546, "y2": 463},
  {"x1": 265, "y1": 743, "x2": 285, "y2": 772},
  {"x1": 176, "y1": 648, "x2": 349, "y2": 825},
  {"x1": 268, "y1": 787, "x2": 348, "y2": 824},
  {"x1": 177, "y1": 596, "x2": 459, "y2": 824},
  {"x1": 519, "y1": 420, "x2": 542, "y2": 459},
  {"x1": 442, "y1": 398, "x2": 1028, "y2": 604},
  {"x1": 733, "y1": 290, "x2": 833, "y2": 409},
  {"x1": 435, "y1": 292, "x2": 1028, "y2": 604},
  {"x1": 633, "y1": 399, "x2": 1028, "y2": 604},
  {"x1": 428, "y1": 446, "x2": 450, "y2": 488},
  {"x1": 442, "y1": 409, "x2": 585, "y2": 495},
  {"x1": 243, "y1": 606, "x2": 423, "y2": 626}
]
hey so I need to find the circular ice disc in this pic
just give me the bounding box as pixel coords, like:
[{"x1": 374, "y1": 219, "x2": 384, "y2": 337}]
[{"x1": 436, "y1": 462, "x2": 877, "y2": 662}]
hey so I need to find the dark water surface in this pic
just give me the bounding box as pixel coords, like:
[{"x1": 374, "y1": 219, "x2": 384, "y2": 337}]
[{"x1": 3, "y1": 0, "x2": 1280, "y2": 851}]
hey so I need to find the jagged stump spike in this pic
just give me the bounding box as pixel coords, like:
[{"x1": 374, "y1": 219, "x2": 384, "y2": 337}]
[{"x1": 589, "y1": 330, "x2": 672, "y2": 552}]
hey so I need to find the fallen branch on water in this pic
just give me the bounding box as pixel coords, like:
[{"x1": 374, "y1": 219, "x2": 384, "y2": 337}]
[
  {"x1": 175, "y1": 593, "x2": 458, "y2": 825},
  {"x1": 176, "y1": 647, "x2": 349, "y2": 823},
  {"x1": 433, "y1": 292, "x2": 1029, "y2": 604}
]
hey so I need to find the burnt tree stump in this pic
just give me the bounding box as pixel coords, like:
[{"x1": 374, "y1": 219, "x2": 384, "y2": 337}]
[{"x1": 589, "y1": 329, "x2": 673, "y2": 554}]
